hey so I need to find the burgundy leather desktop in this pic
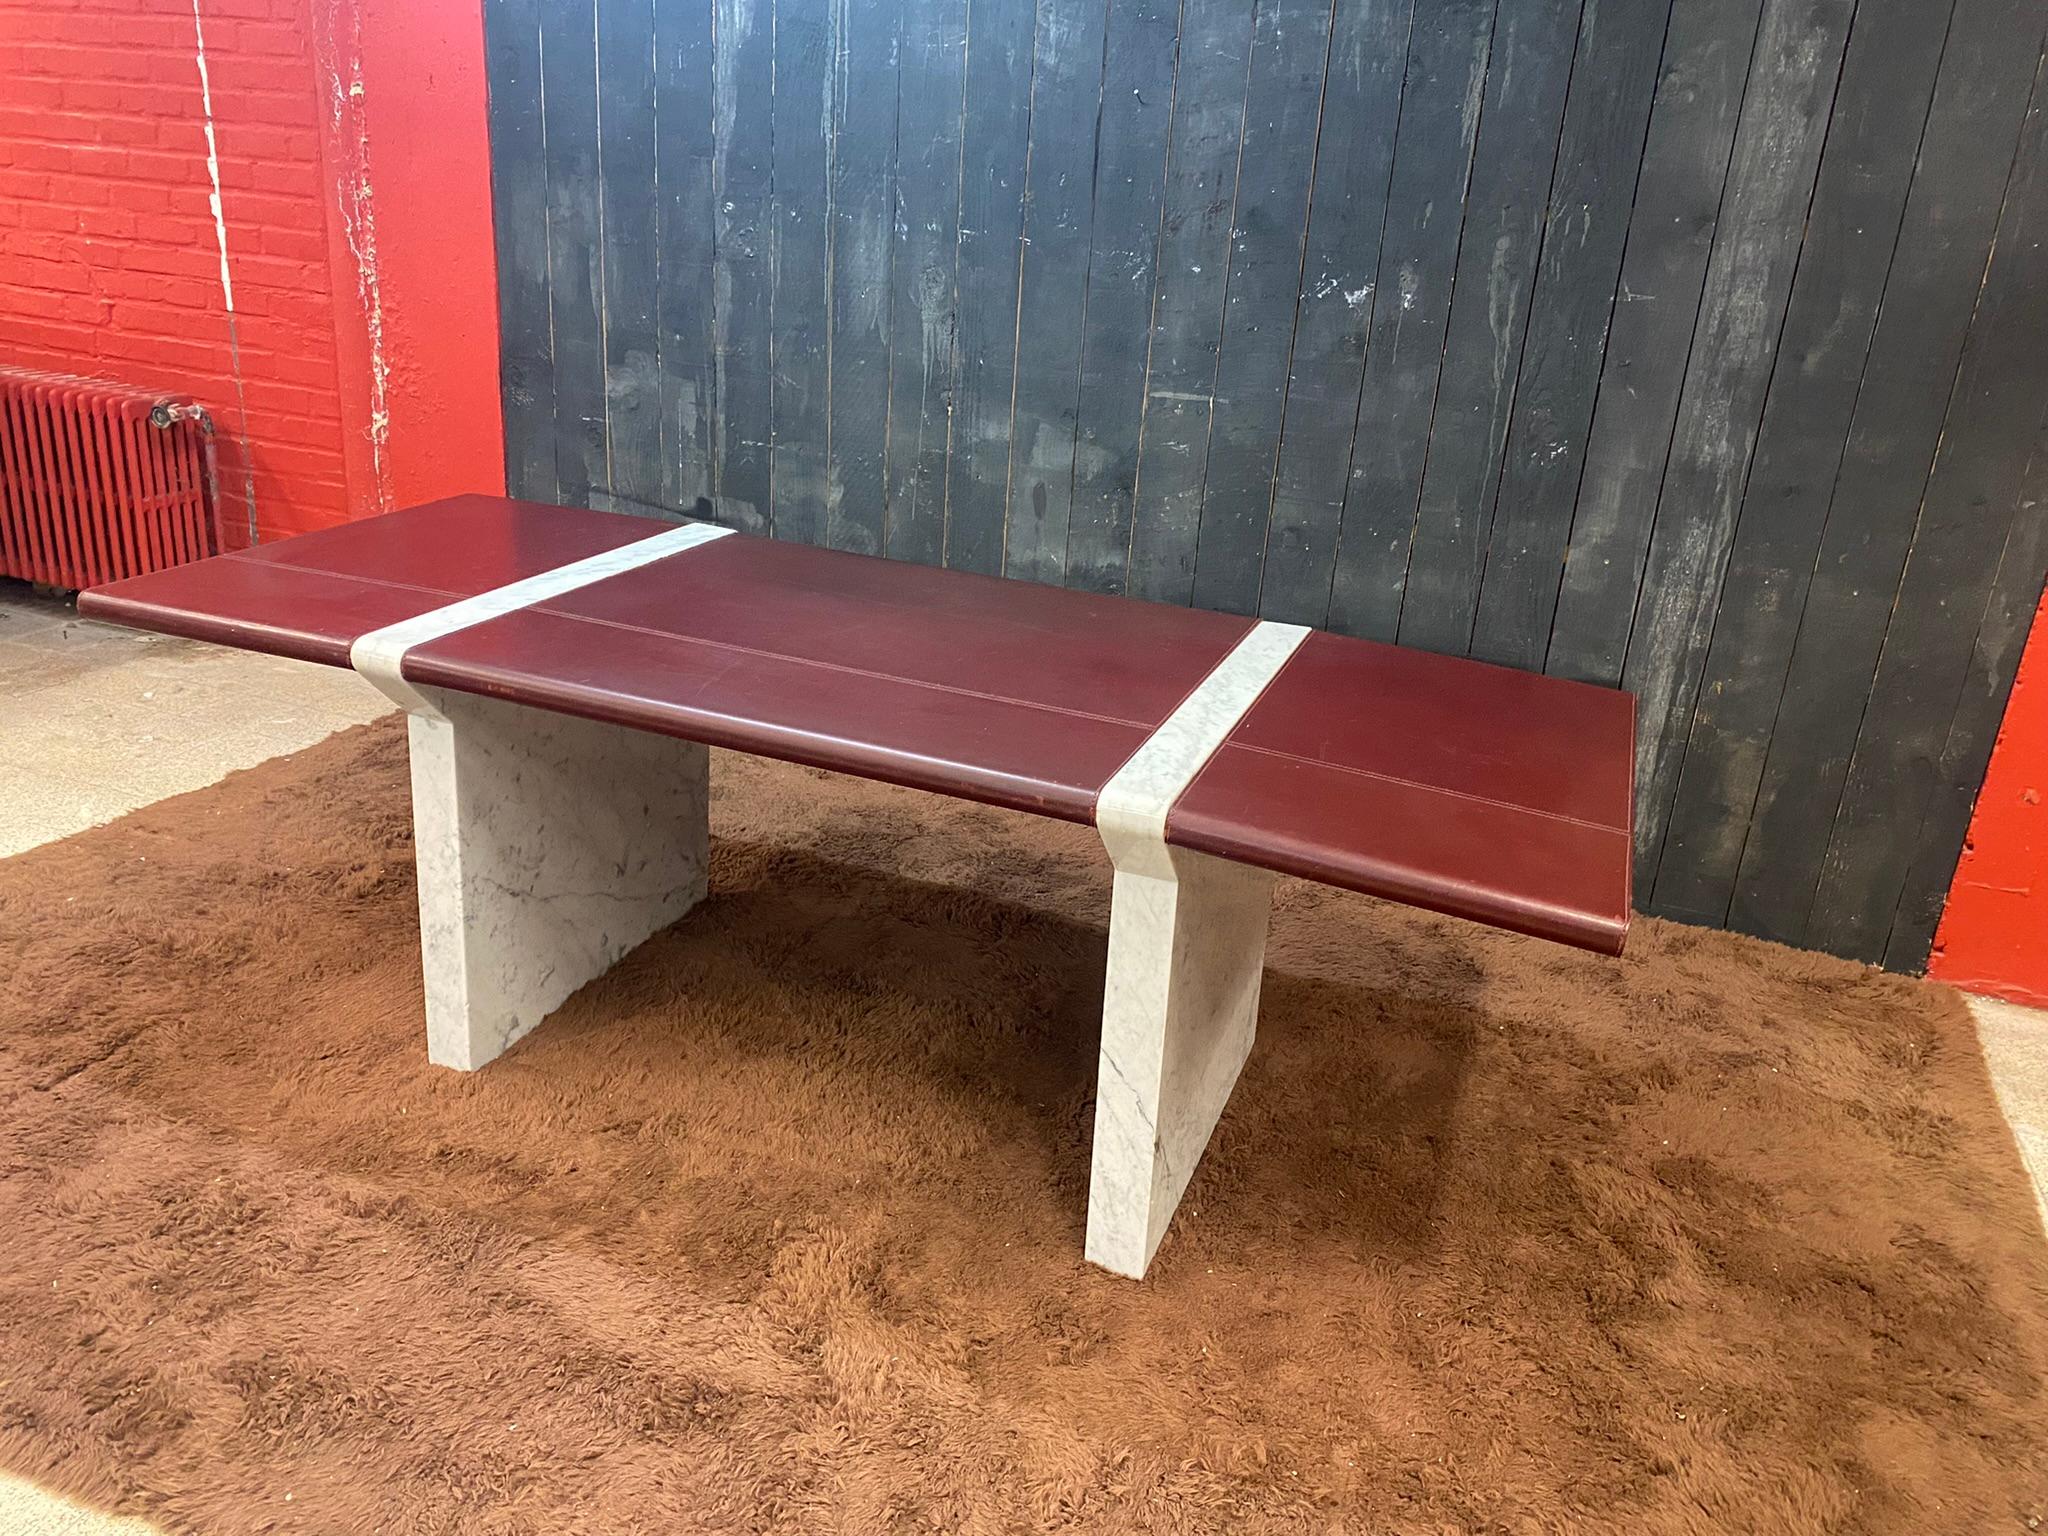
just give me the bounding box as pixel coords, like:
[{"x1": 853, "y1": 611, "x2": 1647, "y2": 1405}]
[
  {"x1": 1169, "y1": 631, "x2": 1633, "y2": 951},
  {"x1": 75, "y1": 495, "x2": 664, "y2": 667},
  {"x1": 80, "y1": 495, "x2": 1635, "y2": 954}
]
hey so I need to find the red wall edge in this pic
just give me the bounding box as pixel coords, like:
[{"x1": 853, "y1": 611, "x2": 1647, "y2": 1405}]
[
  {"x1": 1931, "y1": 588, "x2": 2048, "y2": 1008},
  {"x1": 314, "y1": 0, "x2": 504, "y2": 520}
]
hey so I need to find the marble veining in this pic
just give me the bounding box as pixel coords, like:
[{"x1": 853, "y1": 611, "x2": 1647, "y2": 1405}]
[
  {"x1": 408, "y1": 686, "x2": 711, "y2": 1071},
  {"x1": 1095, "y1": 621, "x2": 1308, "y2": 878},
  {"x1": 346, "y1": 529, "x2": 1300, "y2": 1273},
  {"x1": 1084, "y1": 620, "x2": 1306, "y2": 1279},
  {"x1": 342, "y1": 521, "x2": 730, "y2": 1069},
  {"x1": 349, "y1": 520, "x2": 732, "y2": 716},
  {"x1": 1085, "y1": 849, "x2": 1276, "y2": 1278}
]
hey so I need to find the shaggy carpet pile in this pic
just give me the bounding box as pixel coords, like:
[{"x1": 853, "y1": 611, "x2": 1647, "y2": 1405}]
[{"x1": 1, "y1": 717, "x2": 2045, "y2": 1533}]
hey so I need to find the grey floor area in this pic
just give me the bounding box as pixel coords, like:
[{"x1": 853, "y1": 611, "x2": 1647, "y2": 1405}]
[
  {"x1": 0, "y1": 577, "x2": 2042, "y2": 1532},
  {"x1": 0, "y1": 583, "x2": 393, "y2": 859}
]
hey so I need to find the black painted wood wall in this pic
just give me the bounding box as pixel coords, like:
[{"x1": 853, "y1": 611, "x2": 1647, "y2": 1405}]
[{"x1": 482, "y1": 0, "x2": 2048, "y2": 970}]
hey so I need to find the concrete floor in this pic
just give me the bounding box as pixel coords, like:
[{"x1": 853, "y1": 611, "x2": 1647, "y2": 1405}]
[
  {"x1": 0, "y1": 583, "x2": 392, "y2": 859},
  {"x1": 0, "y1": 576, "x2": 2044, "y2": 1531},
  {"x1": 1971, "y1": 994, "x2": 2048, "y2": 1234}
]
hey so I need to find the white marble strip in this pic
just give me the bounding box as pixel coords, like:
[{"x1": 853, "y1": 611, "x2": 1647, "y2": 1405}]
[
  {"x1": 349, "y1": 521, "x2": 734, "y2": 716},
  {"x1": 1095, "y1": 620, "x2": 1310, "y2": 877}
]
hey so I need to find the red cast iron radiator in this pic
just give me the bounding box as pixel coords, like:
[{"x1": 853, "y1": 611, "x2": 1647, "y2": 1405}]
[{"x1": 0, "y1": 367, "x2": 220, "y2": 591}]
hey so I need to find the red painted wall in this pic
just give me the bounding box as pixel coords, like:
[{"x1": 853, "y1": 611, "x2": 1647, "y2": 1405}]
[
  {"x1": 1933, "y1": 591, "x2": 2048, "y2": 1008},
  {"x1": 310, "y1": 0, "x2": 504, "y2": 519},
  {"x1": 0, "y1": 0, "x2": 500, "y2": 546}
]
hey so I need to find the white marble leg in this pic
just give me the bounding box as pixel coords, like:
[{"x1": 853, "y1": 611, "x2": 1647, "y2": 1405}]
[
  {"x1": 403, "y1": 685, "x2": 710, "y2": 1070},
  {"x1": 1084, "y1": 844, "x2": 1276, "y2": 1279}
]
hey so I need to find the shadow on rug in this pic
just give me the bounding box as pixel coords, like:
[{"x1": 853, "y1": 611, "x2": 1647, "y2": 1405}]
[{"x1": 1, "y1": 717, "x2": 2045, "y2": 1533}]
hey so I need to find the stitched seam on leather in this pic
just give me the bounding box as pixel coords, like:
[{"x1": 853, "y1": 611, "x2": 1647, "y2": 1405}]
[
  {"x1": 223, "y1": 553, "x2": 1182, "y2": 733},
  {"x1": 1203, "y1": 742, "x2": 1630, "y2": 836},
  {"x1": 224, "y1": 551, "x2": 1625, "y2": 835},
  {"x1": 415, "y1": 606, "x2": 1187, "y2": 733}
]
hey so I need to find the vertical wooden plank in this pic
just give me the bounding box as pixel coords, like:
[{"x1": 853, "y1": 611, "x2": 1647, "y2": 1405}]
[
  {"x1": 942, "y1": 0, "x2": 1037, "y2": 574},
  {"x1": 770, "y1": 0, "x2": 835, "y2": 542},
  {"x1": 598, "y1": 0, "x2": 663, "y2": 512},
  {"x1": 1396, "y1": 0, "x2": 1583, "y2": 655},
  {"x1": 482, "y1": 0, "x2": 558, "y2": 503},
  {"x1": 1060, "y1": 0, "x2": 1178, "y2": 595},
  {"x1": 1322, "y1": 0, "x2": 1496, "y2": 641},
  {"x1": 714, "y1": 0, "x2": 775, "y2": 531},
  {"x1": 1184, "y1": 0, "x2": 1336, "y2": 618},
  {"x1": 1254, "y1": 0, "x2": 1412, "y2": 627},
  {"x1": 1543, "y1": 0, "x2": 1763, "y2": 684},
  {"x1": 654, "y1": 0, "x2": 719, "y2": 512},
  {"x1": 1005, "y1": 0, "x2": 1110, "y2": 586},
  {"x1": 1621, "y1": 0, "x2": 1855, "y2": 908},
  {"x1": 824, "y1": 0, "x2": 899, "y2": 553},
  {"x1": 1647, "y1": 0, "x2": 1954, "y2": 923},
  {"x1": 1886, "y1": 446, "x2": 2048, "y2": 970},
  {"x1": 539, "y1": 0, "x2": 609, "y2": 508},
  {"x1": 883, "y1": 0, "x2": 967, "y2": 565},
  {"x1": 1729, "y1": 0, "x2": 2044, "y2": 945},
  {"x1": 1464, "y1": 0, "x2": 1667, "y2": 668},
  {"x1": 1124, "y1": 0, "x2": 1259, "y2": 605},
  {"x1": 1861, "y1": 468, "x2": 2048, "y2": 965},
  {"x1": 1809, "y1": 52, "x2": 2048, "y2": 961}
]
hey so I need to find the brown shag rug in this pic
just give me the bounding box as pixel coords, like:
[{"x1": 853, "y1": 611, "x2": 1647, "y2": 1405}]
[{"x1": 1, "y1": 716, "x2": 2045, "y2": 1534}]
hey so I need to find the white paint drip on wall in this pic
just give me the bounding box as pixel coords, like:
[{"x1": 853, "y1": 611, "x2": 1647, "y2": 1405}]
[
  {"x1": 191, "y1": 0, "x2": 261, "y2": 542},
  {"x1": 316, "y1": 0, "x2": 392, "y2": 512},
  {"x1": 193, "y1": 22, "x2": 232, "y2": 313}
]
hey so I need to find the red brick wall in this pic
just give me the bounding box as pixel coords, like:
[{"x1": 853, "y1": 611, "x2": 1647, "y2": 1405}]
[
  {"x1": 0, "y1": 0, "x2": 354, "y2": 542},
  {"x1": 0, "y1": 0, "x2": 503, "y2": 546}
]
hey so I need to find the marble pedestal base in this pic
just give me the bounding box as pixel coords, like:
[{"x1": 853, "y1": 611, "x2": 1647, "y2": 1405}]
[
  {"x1": 1084, "y1": 844, "x2": 1275, "y2": 1279},
  {"x1": 403, "y1": 686, "x2": 711, "y2": 1070}
]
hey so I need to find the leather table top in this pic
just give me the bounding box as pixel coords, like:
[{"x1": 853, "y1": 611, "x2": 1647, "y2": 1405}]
[{"x1": 81, "y1": 495, "x2": 1633, "y2": 952}]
